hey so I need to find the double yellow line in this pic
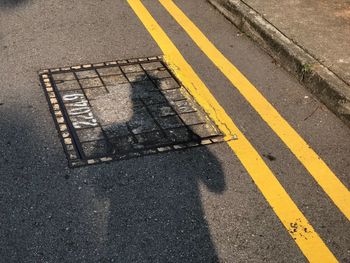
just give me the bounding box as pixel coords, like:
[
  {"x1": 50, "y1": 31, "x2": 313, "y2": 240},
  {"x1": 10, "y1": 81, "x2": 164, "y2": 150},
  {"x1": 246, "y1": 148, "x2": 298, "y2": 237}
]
[{"x1": 128, "y1": 0, "x2": 349, "y2": 261}]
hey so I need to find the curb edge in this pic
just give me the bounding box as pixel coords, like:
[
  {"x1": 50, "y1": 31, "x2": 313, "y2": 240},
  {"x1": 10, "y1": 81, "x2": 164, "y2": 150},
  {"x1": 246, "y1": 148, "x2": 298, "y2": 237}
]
[{"x1": 208, "y1": 0, "x2": 350, "y2": 127}]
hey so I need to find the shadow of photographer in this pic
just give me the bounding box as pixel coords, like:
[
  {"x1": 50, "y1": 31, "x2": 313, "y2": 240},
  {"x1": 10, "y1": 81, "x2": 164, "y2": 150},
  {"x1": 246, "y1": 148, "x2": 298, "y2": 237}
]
[{"x1": 84, "y1": 69, "x2": 227, "y2": 262}]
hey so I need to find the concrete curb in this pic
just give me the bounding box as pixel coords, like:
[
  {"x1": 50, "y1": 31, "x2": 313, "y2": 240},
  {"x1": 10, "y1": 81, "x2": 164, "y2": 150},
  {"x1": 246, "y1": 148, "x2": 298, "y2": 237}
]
[{"x1": 208, "y1": 0, "x2": 350, "y2": 127}]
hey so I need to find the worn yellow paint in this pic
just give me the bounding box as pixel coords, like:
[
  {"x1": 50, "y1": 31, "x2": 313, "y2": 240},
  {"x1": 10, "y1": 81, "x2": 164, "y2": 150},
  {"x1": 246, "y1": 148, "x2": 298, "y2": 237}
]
[
  {"x1": 159, "y1": 0, "x2": 350, "y2": 222},
  {"x1": 127, "y1": 0, "x2": 338, "y2": 262}
]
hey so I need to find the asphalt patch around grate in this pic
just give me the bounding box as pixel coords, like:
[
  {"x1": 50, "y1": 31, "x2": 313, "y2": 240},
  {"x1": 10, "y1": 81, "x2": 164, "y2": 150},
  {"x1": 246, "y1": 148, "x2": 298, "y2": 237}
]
[{"x1": 39, "y1": 56, "x2": 231, "y2": 167}]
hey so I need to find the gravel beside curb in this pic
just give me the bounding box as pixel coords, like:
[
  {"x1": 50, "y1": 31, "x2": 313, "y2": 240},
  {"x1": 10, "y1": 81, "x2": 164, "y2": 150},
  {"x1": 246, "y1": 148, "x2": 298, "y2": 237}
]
[{"x1": 208, "y1": 0, "x2": 350, "y2": 127}]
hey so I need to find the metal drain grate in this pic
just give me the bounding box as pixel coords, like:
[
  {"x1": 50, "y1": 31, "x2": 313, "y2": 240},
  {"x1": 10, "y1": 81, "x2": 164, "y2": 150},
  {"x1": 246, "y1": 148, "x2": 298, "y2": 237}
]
[{"x1": 39, "y1": 56, "x2": 232, "y2": 167}]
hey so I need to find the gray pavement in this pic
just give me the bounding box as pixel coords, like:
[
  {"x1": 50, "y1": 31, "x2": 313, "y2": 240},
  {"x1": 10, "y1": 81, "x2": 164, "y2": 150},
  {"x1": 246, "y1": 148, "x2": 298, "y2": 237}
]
[
  {"x1": 243, "y1": 0, "x2": 350, "y2": 86},
  {"x1": 0, "y1": 0, "x2": 349, "y2": 262},
  {"x1": 208, "y1": 0, "x2": 350, "y2": 127}
]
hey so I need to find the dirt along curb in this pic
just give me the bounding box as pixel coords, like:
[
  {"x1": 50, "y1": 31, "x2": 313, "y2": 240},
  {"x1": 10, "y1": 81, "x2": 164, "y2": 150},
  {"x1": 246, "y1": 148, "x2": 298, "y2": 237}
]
[{"x1": 208, "y1": 0, "x2": 350, "y2": 127}]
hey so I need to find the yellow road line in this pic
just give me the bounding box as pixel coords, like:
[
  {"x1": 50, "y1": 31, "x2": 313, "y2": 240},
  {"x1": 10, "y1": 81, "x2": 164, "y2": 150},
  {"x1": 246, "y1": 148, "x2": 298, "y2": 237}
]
[
  {"x1": 159, "y1": 0, "x2": 350, "y2": 222},
  {"x1": 127, "y1": 0, "x2": 338, "y2": 261}
]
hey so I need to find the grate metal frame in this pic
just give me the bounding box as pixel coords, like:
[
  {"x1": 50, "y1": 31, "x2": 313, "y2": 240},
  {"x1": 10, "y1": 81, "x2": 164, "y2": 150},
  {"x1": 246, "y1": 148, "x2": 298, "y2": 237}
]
[{"x1": 39, "y1": 56, "x2": 233, "y2": 167}]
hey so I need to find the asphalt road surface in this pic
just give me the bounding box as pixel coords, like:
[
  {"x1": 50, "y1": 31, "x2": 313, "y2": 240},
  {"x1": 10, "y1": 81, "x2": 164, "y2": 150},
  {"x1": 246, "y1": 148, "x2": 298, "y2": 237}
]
[{"x1": 0, "y1": 0, "x2": 349, "y2": 262}]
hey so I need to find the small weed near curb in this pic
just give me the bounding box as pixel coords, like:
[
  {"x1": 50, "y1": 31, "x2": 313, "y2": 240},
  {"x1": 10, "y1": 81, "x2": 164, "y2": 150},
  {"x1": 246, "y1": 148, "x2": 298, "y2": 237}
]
[{"x1": 301, "y1": 63, "x2": 313, "y2": 80}]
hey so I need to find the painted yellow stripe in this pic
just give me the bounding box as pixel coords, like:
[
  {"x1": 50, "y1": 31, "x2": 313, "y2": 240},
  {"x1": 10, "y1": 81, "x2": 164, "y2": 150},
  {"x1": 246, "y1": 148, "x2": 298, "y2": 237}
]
[
  {"x1": 159, "y1": 0, "x2": 350, "y2": 222},
  {"x1": 127, "y1": 0, "x2": 337, "y2": 262}
]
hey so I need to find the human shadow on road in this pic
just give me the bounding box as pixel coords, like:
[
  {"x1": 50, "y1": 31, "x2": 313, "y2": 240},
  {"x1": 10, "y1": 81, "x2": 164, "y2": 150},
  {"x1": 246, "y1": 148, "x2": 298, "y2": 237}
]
[
  {"x1": 87, "y1": 71, "x2": 227, "y2": 262},
  {"x1": 93, "y1": 146, "x2": 225, "y2": 262},
  {"x1": 0, "y1": 69, "x2": 226, "y2": 262}
]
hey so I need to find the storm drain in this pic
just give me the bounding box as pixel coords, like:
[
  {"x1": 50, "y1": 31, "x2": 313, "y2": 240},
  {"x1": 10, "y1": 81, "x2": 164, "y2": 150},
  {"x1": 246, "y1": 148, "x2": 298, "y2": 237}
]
[{"x1": 39, "y1": 56, "x2": 231, "y2": 167}]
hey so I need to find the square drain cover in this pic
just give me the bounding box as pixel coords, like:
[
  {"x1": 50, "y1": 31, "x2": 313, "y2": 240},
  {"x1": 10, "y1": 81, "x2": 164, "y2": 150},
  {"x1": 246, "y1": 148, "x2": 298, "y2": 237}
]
[{"x1": 39, "y1": 56, "x2": 231, "y2": 167}]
